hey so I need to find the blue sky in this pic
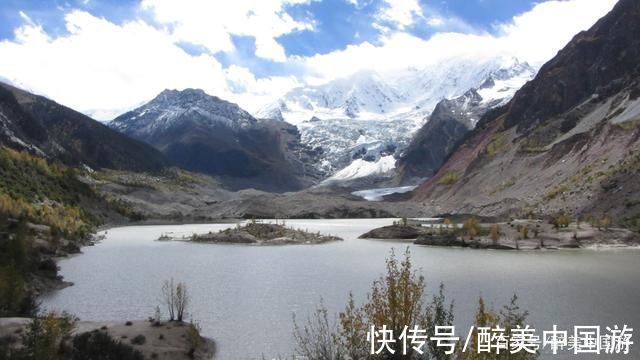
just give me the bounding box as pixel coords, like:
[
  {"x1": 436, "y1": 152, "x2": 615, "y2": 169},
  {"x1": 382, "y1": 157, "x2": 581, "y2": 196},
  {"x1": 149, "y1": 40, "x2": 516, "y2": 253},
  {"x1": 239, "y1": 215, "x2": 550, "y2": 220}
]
[
  {"x1": 0, "y1": 0, "x2": 618, "y2": 119},
  {"x1": 0, "y1": 0, "x2": 538, "y2": 77}
]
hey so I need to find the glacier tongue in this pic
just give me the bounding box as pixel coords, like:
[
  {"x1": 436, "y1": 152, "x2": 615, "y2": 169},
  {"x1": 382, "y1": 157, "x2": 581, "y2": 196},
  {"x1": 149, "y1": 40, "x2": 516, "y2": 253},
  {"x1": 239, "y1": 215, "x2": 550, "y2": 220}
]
[
  {"x1": 327, "y1": 155, "x2": 396, "y2": 181},
  {"x1": 352, "y1": 185, "x2": 418, "y2": 201},
  {"x1": 297, "y1": 117, "x2": 419, "y2": 176}
]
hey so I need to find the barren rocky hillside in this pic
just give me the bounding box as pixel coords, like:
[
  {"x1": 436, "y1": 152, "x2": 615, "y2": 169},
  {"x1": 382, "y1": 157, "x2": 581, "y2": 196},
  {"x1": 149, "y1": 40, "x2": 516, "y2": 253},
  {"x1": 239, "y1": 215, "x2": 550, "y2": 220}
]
[{"x1": 412, "y1": 0, "x2": 640, "y2": 230}]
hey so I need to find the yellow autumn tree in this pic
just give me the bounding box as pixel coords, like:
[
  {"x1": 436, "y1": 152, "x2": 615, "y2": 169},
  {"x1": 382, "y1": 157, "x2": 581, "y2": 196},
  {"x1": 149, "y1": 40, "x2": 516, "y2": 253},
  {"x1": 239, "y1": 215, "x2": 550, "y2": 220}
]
[
  {"x1": 489, "y1": 224, "x2": 500, "y2": 245},
  {"x1": 463, "y1": 218, "x2": 480, "y2": 241}
]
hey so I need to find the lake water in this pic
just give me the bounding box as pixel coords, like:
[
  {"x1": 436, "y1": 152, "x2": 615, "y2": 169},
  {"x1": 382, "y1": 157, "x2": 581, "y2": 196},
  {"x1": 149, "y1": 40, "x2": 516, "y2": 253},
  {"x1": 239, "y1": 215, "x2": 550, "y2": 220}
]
[{"x1": 41, "y1": 219, "x2": 640, "y2": 359}]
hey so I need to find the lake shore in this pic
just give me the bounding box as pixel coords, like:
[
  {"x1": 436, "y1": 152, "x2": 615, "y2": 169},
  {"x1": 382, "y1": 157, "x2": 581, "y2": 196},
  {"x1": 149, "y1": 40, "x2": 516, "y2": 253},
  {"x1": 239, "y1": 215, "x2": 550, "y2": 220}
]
[
  {"x1": 359, "y1": 220, "x2": 640, "y2": 250},
  {"x1": 0, "y1": 318, "x2": 215, "y2": 360},
  {"x1": 38, "y1": 219, "x2": 640, "y2": 358}
]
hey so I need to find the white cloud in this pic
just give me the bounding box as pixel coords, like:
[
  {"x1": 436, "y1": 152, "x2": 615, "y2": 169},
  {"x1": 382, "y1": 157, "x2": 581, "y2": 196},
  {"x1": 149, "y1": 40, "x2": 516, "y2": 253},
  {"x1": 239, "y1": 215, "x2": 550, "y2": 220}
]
[
  {"x1": 375, "y1": 0, "x2": 424, "y2": 30},
  {"x1": 426, "y1": 17, "x2": 444, "y2": 27},
  {"x1": 0, "y1": 0, "x2": 620, "y2": 119},
  {"x1": 223, "y1": 65, "x2": 300, "y2": 112},
  {"x1": 18, "y1": 11, "x2": 36, "y2": 26},
  {"x1": 0, "y1": 10, "x2": 294, "y2": 119},
  {"x1": 297, "y1": 0, "x2": 618, "y2": 84},
  {"x1": 299, "y1": 31, "x2": 499, "y2": 83},
  {"x1": 495, "y1": 0, "x2": 618, "y2": 64},
  {"x1": 141, "y1": 0, "x2": 315, "y2": 62},
  {"x1": 345, "y1": 0, "x2": 372, "y2": 10}
]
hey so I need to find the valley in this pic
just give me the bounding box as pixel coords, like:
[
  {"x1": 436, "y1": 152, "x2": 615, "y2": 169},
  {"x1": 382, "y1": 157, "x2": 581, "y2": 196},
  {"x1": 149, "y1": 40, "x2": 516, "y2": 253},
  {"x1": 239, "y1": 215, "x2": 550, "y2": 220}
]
[{"x1": 0, "y1": 0, "x2": 639, "y2": 358}]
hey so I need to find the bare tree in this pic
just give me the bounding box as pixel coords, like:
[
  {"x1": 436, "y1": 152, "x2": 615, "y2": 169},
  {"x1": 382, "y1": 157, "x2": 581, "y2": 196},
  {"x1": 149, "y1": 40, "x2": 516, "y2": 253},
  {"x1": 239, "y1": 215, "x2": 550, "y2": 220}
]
[
  {"x1": 162, "y1": 279, "x2": 176, "y2": 321},
  {"x1": 162, "y1": 279, "x2": 189, "y2": 322},
  {"x1": 162, "y1": 278, "x2": 189, "y2": 321},
  {"x1": 293, "y1": 299, "x2": 342, "y2": 360},
  {"x1": 176, "y1": 281, "x2": 189, "y2": 322}
]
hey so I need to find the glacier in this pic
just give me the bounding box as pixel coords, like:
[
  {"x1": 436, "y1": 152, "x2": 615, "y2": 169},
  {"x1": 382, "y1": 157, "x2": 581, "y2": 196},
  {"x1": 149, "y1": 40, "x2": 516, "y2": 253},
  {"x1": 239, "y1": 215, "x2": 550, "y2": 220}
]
[
  {"x1": 327, "y1": 155, "x2": 396, "y2": 181},
  {"x1": 351, "y1": 185, "x2": 418, "y2": 201},
  {"x1": 256, "y1": 56, "x2": 537, "y2": 184}
]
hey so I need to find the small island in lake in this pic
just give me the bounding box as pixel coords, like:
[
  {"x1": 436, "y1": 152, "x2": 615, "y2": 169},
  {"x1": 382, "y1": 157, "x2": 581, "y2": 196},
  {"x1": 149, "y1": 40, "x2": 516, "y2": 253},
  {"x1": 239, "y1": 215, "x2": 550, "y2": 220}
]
[
  {"x1": 360, "y1": 216, "x2": 640, "y2": 250},
  {"x1": 160, "y1": 222, "x2": 342, "y2": 245}
]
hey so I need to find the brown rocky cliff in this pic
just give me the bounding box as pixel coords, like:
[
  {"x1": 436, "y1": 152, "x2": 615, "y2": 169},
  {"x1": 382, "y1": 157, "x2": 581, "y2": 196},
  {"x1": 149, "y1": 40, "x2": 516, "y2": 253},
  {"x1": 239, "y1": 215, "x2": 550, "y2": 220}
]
[
  {"x1": 505, "y1": 0, "x2": 640, "y2": 134},
  {"x1": 412, "y1": 0, "x2": 640, "y2": 224}
]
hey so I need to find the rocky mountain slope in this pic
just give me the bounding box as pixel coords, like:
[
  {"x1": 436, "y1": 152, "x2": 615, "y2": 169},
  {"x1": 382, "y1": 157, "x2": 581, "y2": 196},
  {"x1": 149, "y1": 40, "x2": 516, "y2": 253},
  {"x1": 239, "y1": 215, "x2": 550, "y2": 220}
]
[
  {"x1": 109, "y1": 89, "x2": 321, "y2": 192},
  {"x1": 397, "y1": 60, "x2": 536, "y2": 185},
  {"x1": 412, "y1": 0, "x2": 640, "y2": 230},
  {"x1": 395, "y1": 90, "x2": 485, "y2": 185},
  {"x1": 0, "y1": 82, "x2": 168, "y2": 172},
  {"x1": 260, "y1": 59, "x2": 535, "y2": 184}
]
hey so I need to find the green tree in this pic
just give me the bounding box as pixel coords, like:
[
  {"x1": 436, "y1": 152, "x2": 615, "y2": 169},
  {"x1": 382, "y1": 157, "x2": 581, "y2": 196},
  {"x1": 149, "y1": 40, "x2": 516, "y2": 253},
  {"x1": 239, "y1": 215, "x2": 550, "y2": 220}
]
[
  {"x1": 337, "y1": 293, "x2": 368, "y2": 360},
  {"x1": 70, "y1": 331, "x2": 144, "y2": 360},
  {"x1": 498, "y1": 295, "x2": 537, "y2": 360},
  {"x1": 425, "y1": 283, "x2": 455, "y2": 360},
  {"x1": 19, "y1": 311, "x2": 77, "y2": 360},
  {"x1": 0, "y1": 266, "x2": 25, "y2": 317},
  {"x1": 185, "y1": 320, "x2": 204, "y2": 359}
]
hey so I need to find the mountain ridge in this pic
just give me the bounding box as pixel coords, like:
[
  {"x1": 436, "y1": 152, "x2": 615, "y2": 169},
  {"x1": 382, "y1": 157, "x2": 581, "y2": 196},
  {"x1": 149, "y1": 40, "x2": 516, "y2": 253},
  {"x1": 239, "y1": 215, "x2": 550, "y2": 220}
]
[
  {"x1": 257, "y1": 57, "x2": 535, "y2": 125},
  {"x1": 109, "y1": 88, "x2": 322, "y2": 192},
  {"x1": 0, "y1": 82, "x2": 169, "y2": 173},
  {"x1": 411, "y1": 0, "x2": 640, "y2": 228},
  {"x1": 260, "y1": 58, "x2": 535, "y2": 185}
]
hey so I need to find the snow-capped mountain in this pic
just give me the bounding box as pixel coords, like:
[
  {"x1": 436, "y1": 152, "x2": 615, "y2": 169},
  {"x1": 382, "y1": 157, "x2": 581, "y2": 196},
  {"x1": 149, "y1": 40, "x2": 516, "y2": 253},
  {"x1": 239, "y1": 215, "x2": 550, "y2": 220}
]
[
  {"x1": 396, "y1": 89, "x2": 489, "y2": 185},
  {"x1": 109, "y1": 89, "x2": 322, "y2": 192},
  {"x1": 258, "y1": 57, "x2": 536, "y2": 184},
  {"x1": 257, "y1": 57, "x2": 535, "y2": 125},
  {"x1": 258, "y1": 70, "x2": 404, "y2": 123},
  {"x1": 110, "y1": 88, "x2": 257, "y2": 139},
  {"x1": 476, "y1": 59, "x2": 536, "y2": 108}
]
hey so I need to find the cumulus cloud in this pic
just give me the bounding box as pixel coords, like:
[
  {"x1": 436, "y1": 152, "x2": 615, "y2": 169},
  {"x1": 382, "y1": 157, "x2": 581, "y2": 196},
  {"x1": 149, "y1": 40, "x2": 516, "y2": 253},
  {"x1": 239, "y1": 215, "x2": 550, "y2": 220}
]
[
  {"x1": 0, "y1": 11, "x2": 229, "y2": 119},
  {"x1": 299, "y1": 31, "x2": 499, "y2": 83},
  {"x1": 495, "y1": 0, "x2": 618, "y2": 64},
  {"x1": 223, "y1": 65, "x2": 301, "y2": 111},
  {"x1": 0, "y1": 0, "x2": 621, "y2": 119},
  {"x1": 298, "y1": 0, "x2": 618, "y2": 83},
  {"x1": 0, "y1": 10, "x2": 299, "y2": 119},
  {"x1": 375, "y1": 0, "x2": 424, "y2": 30},
  {"x1": 141, "y1": 0, "x2": 316, "y2": 62}
]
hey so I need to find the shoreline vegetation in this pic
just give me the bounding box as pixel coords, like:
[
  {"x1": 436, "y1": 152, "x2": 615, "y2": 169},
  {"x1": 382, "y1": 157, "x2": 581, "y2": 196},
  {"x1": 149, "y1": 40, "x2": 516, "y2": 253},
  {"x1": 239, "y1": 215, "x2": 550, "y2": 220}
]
[
  {"x1": 1, "y1": 217, "x2": 633, "y2": 359},
  {"x1": 158, "y1": 220, "x2": 343, "y2": 245},
  {"x1": 0, "y1": 318, "x2": 215, "y2": 360},
  {"x1": 0, "y1": 144, "x2": 217, "y2": 358},
  {"x1": 0, "y1": 146, "x2": 637, "y2": 358},
  {"x1": 0, "y1": 279, "x2": 214, "y2": 359},
  {"x1": 359, "y1": 217, "x2": 640, "y2": 250},
  {"x1": 293, "y1": 248, "x2": 537, "y2": 359}
]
